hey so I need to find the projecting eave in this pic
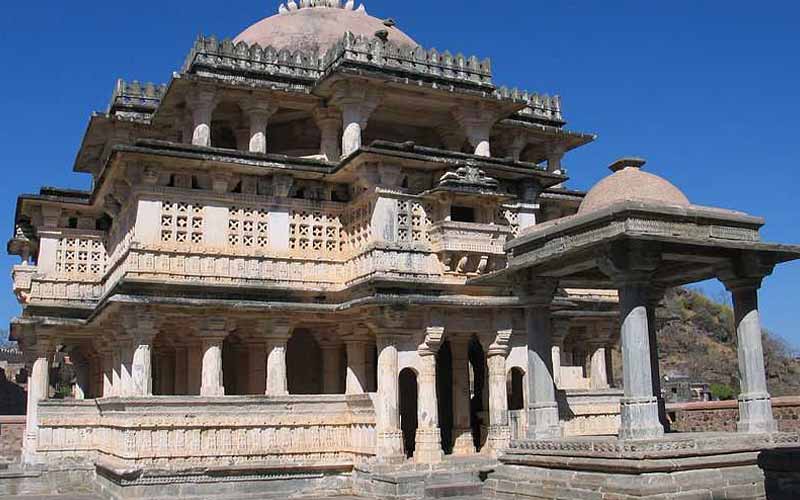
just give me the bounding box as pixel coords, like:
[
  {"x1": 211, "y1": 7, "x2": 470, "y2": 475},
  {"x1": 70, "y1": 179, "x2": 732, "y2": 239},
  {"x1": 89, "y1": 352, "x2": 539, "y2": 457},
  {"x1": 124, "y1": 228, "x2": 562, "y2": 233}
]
[{"x1": 470, "y1": 200, "x2": 800, "y2": 289}]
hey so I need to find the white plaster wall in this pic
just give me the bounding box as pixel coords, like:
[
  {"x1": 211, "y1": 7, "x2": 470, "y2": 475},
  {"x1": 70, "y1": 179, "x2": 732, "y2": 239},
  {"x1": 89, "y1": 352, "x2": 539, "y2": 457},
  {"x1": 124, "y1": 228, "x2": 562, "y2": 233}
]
[{"x1": 134, "y1": 199, "x2": 162, "y2": 245}]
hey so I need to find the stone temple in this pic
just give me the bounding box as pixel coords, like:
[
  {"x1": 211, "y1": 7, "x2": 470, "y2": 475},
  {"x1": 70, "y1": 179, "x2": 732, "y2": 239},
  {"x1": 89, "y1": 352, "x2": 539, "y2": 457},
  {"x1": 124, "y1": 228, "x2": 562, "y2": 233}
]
[{"x1": 6, "y1": 2, "x2": 800, "y2": 499}]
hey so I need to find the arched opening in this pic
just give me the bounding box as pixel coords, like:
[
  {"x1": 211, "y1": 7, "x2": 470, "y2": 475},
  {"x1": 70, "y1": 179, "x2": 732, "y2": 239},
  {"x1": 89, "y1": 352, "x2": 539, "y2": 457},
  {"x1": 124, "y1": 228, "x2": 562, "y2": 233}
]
[
  {"x1": 287, "y1": 329, "x2": 322, "y2": 394},
  {"x1": 508, "y1": 367, "x2": 525, "y2": 411},
  {"x1": 436, "y1": 340, "x2": 454, "y2": 455},
  {"x1": 399, "y1": 368, "x2": 419, "y2": 459},
  {"x1": 468, "y1": 336, "x2": 488, "y2": 452}
]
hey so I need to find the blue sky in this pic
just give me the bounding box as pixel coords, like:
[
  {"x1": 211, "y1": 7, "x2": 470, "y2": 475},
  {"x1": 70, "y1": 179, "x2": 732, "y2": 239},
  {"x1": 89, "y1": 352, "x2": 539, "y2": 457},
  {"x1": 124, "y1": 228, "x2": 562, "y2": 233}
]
[{"x1": 0, "y1": 1, "x2": 798, "y2": 348}]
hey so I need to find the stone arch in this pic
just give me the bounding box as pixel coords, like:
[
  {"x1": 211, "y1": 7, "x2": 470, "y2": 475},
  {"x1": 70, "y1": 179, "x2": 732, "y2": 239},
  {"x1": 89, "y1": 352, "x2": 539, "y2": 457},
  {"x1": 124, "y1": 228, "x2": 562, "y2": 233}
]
[
  {"x1": 287, "y1": 328, "x2": 322, "y2": 394},
  {"x1": 399, "y1": 367, "x2": 419, "y2": 459}
]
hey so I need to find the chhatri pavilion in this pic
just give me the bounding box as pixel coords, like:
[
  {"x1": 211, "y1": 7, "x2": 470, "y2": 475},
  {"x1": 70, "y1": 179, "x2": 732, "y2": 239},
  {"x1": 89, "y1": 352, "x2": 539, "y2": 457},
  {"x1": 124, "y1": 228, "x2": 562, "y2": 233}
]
[{"x1": 7, "y1": 2, "x2": 800, "y2": 499}]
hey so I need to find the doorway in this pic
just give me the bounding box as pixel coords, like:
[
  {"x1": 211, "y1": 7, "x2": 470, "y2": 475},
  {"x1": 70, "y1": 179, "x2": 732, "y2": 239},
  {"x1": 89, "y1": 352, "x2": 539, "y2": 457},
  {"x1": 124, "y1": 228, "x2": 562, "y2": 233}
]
[{"x1": 399, "y1": 368, "x2": 418, "y2": 459}]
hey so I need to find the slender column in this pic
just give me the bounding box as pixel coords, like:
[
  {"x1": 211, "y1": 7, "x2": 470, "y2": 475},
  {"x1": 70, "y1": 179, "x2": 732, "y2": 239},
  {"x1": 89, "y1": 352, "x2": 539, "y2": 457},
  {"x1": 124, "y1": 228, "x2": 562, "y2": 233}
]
[
  {"x1": 174, "y1": 347, "x2": 188, "y2": 395},
  {"x1": 726, "y1": 278, "x2": 777, "y2": 433},
  {"x1": 415, "y1": 338, "x2": 443, "y2": 463},
  {"x1": 605, "y1": 344, "x2": 616, "y2": 388},
  {"x1": 618, "y1": 281, "x2": 664, "y2": 440},
  {"x1": 240, "y1": 99, "x2": 277, "y2": 154},
  {"x1": 331, "y1": 82, "x2": 381, "y2": 157},
  {"x1": 526, "y1": 305, "x2": 561, "y2": 439},
  {"x1": 590, "y1": 345, "x2": 609, "y2": 390},
  {"x1": 186, "y1": 89, "x2": 218, "y2": 147},
  {"x1": 486, "y1": 337, "x2": 511, "y2": 453},
  {"x1": 345, "y1": 339, "x2": 369, "y2": 395},
  {"x1": 376, "y1": 334, "x2": 403, "y2": 459},
  {"x1": 129, "y1": 319, "x2": 158, "y2": 397},
  {"x1": 22, "y1": 339, "x2": 53, "y2": 465},
  {"x1": 320, "y1": 342, "x2": 342, "y2": 394},
  {"x1": 199, "y1": 320, "x2": 227, "y2": 397},
  {"x1": 451, "y1": 338, "x2": 473, "y2": 455},
  {"x1": 452, "y1": 105, "x2": 498, "y2": 157},
  {"x1": 247, "y1": 343, "x2": 267, "y2": 395},
  {"x1": 265, "y1": 322, "x2": 291, "y2": 396},
  {"x1": 314, "y1": 107, "x2": 342, "y2": 161},
  {"x1": 111, "y1": 349, "x2": 122, "y2": 397}
]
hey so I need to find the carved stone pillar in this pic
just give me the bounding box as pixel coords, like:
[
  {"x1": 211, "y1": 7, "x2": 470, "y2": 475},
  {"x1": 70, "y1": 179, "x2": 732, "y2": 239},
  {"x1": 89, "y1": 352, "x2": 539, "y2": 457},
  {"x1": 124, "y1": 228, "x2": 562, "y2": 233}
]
[
  {"x1": 647, "y1": 288, "x2": 669, "y2": 429},
  {"x1": 129, "y1": 317, "x2": 158, "y2": 397},
  {"x1": 722, "y1": 275, "x2": 777, "y2": 433},
  {"x1": 158, "y1": 352, "x2": 174, "y2": 396},
  {"x1": 376, "y1": 334, "x2": 403, "y2": 459},
  {"x1": 450, "y1": 338, "x2": 473, "y2": 455},
  {"x1": 111, "y1": 349, "x2": 122, "y2": 397},
  {"x1": 618, "y1": 279, "x2": 664, "y2": 440},
  {"x1": 265, "y1": 322, "x2": 291, "y2": 396},
  {"x1": 71, "y1": 352, "x2": 89, "y2": 400},
  {"x1": 331, "y1": 81, "x2": 381, "y2": 157},
  {"x1": 187, "y1": 344, "x2": 203, "y2": 395},
  {"x1": 240, "y1": 98, "x2": 277, "y2": 154},
  {"x1": 22, "y1": 338, "x2": 53, "y2": 465},
  {"x1": 199, "y1": 320, "x2": 227, "y2": 397},
  {"x1": 526, "y1": 305, "x2": 561, "y2": 439},
  {"x1": 185, "y1": 88, "x2": 218, "y2": 147},
  {"x1": 345, "y1": 337, "x2": 369, "y2": 395},
  {"x1": 486, "y1": 326, "x2": 512, "y2": 453},
  {"x1": 118, "y1": 341, "x2": 133, "y2": 397},
  {"x1": 314, "y1": 107, "x2": 342, "y2": 161},
  {"x1": 415, "y1": 326, "x2": 443, "y2": 463},
  {"x1": 590, "y1": 345, "x2": 610, "y2": 390},
  {"x1": 452, "y1": 104, "x2": 500, "y2": 157}
]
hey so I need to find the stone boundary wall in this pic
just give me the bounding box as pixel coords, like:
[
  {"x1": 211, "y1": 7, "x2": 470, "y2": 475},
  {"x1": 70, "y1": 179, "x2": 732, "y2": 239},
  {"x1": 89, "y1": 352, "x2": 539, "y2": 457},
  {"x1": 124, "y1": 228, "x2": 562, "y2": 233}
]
[
  {"x1": 667, "y1": 396, "x2": 800, "y2": 433},
  {"x1": 0, "y1": 415, "x2": 25, "y2": 460}
]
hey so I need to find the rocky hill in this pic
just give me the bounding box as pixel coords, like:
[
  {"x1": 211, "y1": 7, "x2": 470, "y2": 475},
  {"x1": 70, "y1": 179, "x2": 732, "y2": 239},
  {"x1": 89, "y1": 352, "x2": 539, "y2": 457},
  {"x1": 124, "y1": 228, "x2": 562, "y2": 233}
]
[{"x1": 655, "y1": 288, "x2": 800, "y2": 398}]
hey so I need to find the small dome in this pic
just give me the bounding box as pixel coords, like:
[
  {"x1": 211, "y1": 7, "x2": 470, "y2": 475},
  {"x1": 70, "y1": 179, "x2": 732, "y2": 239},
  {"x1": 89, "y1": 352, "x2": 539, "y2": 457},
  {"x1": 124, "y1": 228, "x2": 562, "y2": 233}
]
[
  {"x1": 578, "y1": 158, "x2": 690, "y2": 214},
  {"x1": 234, "y1": 3, "x2": 419, "y2": 54}
]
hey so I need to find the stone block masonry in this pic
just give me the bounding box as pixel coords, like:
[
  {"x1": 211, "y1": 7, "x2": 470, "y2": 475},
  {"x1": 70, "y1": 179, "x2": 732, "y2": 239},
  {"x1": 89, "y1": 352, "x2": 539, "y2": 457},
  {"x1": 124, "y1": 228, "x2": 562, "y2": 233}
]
[
  {"x1": 668, "y1": 396, "x2": 800, "y2": 433},
  {"x1": 0, "y1": 415, "x2": 25, "y2": 460}
]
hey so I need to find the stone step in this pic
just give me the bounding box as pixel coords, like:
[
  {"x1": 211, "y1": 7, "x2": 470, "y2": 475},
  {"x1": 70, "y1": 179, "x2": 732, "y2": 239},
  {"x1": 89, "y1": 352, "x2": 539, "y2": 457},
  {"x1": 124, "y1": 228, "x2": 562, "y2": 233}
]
[{"x1": 424, "y1": 482, "x2": 484, "y2": 499}]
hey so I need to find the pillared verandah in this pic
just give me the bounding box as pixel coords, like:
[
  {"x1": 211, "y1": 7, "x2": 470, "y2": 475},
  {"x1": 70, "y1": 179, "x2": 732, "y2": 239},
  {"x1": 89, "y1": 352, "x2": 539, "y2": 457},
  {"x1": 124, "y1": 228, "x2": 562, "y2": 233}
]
[{"x1": 6, "y1": 1, "x2": 800, "y2": 499}]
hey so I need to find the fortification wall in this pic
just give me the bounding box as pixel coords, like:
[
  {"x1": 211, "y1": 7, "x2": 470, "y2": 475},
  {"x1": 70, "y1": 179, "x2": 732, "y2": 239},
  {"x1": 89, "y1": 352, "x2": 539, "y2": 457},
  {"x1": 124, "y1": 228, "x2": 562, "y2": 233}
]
[{"x1": 668, "y1": 396, "x2": 800, "y2": 433}]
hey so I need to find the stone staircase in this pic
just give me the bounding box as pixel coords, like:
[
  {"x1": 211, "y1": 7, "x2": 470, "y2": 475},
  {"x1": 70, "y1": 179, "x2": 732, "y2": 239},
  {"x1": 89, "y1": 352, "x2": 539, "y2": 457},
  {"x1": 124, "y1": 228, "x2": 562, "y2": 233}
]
[{"x1": 354, "y1": 456, "x2": 495, "y2": 500}]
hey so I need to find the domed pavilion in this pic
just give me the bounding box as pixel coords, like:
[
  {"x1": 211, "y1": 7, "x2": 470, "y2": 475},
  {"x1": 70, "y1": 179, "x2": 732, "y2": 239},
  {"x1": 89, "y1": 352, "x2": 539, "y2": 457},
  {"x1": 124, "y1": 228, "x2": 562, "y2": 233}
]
[{"x1": 6, "y1": 1, "x2": 800, "y2": 499}]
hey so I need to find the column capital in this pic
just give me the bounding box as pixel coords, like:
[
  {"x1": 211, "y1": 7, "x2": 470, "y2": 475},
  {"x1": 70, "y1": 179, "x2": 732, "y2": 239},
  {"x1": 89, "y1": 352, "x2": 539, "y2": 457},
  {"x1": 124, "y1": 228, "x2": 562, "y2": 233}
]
[
  {"x1": 313, "y1": 105, "x2": 342, "y2": 127},
  {"x1": 418, "y1": 326, "x2": 444, "y2": 357},
  {"x1": 238, "y1": 95, "x2": 278, "y2": 118},
  {"x1": 198, "y1": 317, "x2": 230, "y2": 341},
  {"x1": 551, "y1": 317, "x2": 571, "y2": 342},
  {"x1": 185, "y1": 86, "x2": 219, "y2": 111},
  {"x1": 487, "y1": 328, "x2": 512, "y2": 358},
  {"x1": 597, "y1": 241, "x2": 662, "y2": 287},
  {"x1": 511, "y1": 272, "x2": 558, "y2": 305},
  {"x1": 260, "y1": 319, "x2": 293, "y2": 341}
]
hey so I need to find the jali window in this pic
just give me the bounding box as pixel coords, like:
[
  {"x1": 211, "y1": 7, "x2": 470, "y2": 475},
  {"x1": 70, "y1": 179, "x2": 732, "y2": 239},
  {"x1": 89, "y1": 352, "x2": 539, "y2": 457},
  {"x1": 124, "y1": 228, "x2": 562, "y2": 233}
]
[
  {"x1": 55, "y1": 237, "x2": 106, "y2": 276},
  {"x1": 397, "y1": 200, "x2": 432, "y2": 243},
  {"x1": 289, "y1": 209, "x2": 344, "y2": 257},
  {"x1": 161, "y1": 201, "x2": 204, "y2": 245},
  {"x1": 228, "y1": 206, "x2": 269, "y2": 249}
]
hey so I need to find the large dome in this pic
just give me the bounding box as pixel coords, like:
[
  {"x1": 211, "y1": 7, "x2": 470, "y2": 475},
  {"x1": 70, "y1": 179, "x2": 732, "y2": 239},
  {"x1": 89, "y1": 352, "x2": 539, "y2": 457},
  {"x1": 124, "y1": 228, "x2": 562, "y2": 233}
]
[
  {"x1": 578, "y1": 158, "x2": 690, "y2": 214},
  {"x1": 234, "y1": 3, "x2": 419, "y2": 54}
]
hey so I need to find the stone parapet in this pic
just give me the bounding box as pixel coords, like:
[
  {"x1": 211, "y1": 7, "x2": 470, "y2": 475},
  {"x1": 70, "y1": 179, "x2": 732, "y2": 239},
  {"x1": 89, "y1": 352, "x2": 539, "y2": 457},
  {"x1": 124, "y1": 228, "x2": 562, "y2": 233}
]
[
  {"x1": 34, "y1": 395, "x2": 377, "y2": 470},
  {"x1": 668, "y1": 396, "x2": 800, "y2": 433}
]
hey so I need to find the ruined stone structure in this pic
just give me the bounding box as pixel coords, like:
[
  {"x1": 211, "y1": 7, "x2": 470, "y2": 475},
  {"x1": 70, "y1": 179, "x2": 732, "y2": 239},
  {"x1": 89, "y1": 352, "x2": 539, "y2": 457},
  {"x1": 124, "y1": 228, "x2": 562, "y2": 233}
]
[{"x1": 6, "y1": 2, "x2": 800, "y2": 499}]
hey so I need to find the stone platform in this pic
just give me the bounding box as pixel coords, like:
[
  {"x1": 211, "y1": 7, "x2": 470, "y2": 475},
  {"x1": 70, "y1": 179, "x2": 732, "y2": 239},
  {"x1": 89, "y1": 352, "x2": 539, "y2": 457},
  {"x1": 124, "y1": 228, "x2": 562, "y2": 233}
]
[{"x1": 485, "y1": 432, "x2": 800, "y2": 500}]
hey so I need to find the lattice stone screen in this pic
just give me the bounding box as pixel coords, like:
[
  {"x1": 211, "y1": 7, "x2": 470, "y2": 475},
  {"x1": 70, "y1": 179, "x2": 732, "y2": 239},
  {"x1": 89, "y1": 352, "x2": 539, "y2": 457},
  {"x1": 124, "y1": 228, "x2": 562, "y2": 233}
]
[
  {"x1": 289, "y1": 209, "x2": 344, "y2": 258},
  {"x1": 397, "y1": 199, "x2": 433, "y2": 243},
  {"x1": 342, "y1": 200, "x2": 373, "y2": 255},
  {"x1": 496, "y1": 206, "x2": 520, "y2": 237},
  {"x1": 55, "y1": 237, "x2": 107, "y2": 277},
  {"x1": 228, "y1": 206, "x2": 269, "y2": 249},
  {"x1": 161, "y1": 201, "x2": 204, "y2": 245}
]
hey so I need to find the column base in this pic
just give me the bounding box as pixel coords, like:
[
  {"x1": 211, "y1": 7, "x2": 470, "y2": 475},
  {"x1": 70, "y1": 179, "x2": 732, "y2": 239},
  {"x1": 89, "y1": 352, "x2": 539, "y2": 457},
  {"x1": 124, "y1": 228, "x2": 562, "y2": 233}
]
[
  {"x1": 485, "y1": 425, "x2": 511, "y2": 454},
  {"x1": 200, "y1": 386, "x2": 225, "y2": 397},
  {"x1": 452, "y1": 428, "x2": 475, "y2": 455},
  {"x1": 527, "y1": 402, "x2": 561, "y2": 440},
  {"x1": 737, "y1": 393, "x2": 778, "y2": 434},
  {"x1": 376, "y1": 430, "x2": 405, "y2": 460},
  {"x1": 619, "y1": 396, "x2": 664, "y2": 441},
  {"x1": 414, "y1": 427, "x2": 443, "y2": 463}
]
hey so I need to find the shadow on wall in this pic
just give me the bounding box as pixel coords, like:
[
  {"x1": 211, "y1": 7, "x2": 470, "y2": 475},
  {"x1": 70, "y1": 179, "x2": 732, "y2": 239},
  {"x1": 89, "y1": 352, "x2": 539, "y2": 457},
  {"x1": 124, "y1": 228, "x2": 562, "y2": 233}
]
[
  {"x1": 760, "y1": 448, "x2": 800, "y2": 500},
  {"x1": 0, "y1": 369, "x2": 26, "y2": 415}
]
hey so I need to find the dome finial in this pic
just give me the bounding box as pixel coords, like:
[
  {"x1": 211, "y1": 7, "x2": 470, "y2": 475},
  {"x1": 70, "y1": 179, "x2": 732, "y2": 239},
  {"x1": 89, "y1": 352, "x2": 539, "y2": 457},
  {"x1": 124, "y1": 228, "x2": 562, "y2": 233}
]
[{"x1": 609, "y1": 157, "x2": 646, "y2": 173}]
